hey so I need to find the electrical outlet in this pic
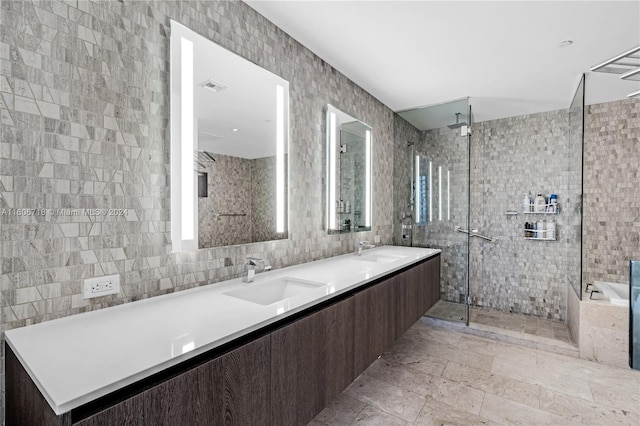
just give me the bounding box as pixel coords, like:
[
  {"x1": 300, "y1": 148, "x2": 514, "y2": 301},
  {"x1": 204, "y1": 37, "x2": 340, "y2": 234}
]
[
  {"x1": 83, "y1": 274, "x2": 120, "y2": 299},
  {"x1": 374, "y1": 235, "x2": 381, "y2": 244}
]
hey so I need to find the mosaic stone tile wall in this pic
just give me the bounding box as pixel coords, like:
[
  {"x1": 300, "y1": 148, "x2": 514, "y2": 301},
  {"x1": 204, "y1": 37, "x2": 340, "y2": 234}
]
[
  {"x1": 392, "y1": 115, "x2": 420, "y2": 246},
  {"x1": 582, "y1": 98, "x2": 640, "y2": 287},
  {"x1": 0, "y1": 1, "x2": 395, "y2": 420},
  {"x1": 251, "y1": 154, "x2": 288, "y2": 244},
  {"x1": 198, "y1": 153, "x2": 253, "y2": 247},
  {"x1": 393, "y1": 109, "x2": 580, "y2": 320},
  {"x1": 198, "y1": 154, "x2": 286, "y2": 247},
  {"x1": 414, "y1": 126, "x2": 470, "y2": 305},
  {"x1": 470, "y1": 110, "x2": 574, "y2": 320},
  {"x1": 392, "y1": 99, "x2": 635, "y2": 323}
]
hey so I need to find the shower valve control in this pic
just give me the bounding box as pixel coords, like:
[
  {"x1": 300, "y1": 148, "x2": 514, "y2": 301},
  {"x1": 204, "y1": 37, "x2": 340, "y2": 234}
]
[{"x1": 83, "y1": 274, "x2": 120, "y2": 299}]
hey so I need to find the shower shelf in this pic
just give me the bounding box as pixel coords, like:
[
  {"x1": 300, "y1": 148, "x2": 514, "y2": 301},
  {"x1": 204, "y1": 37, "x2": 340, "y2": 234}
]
[
  {"x1": 522, "y1": 203, "x2": 559, "y2": 215},
  {"x1": 524, "y1": 229, "x2": 556, "y2": 241}
]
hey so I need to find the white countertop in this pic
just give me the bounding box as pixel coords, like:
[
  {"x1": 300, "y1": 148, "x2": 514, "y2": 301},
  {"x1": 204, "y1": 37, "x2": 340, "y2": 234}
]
[{"x1": 5, "y1": 246, "x2": 440, "y2": 415}]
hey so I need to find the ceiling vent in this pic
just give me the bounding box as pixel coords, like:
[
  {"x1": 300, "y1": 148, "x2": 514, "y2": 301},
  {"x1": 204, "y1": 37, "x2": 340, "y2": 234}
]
[{"x1": 199, "y1": 79, "x2": 229, "y2": 93}]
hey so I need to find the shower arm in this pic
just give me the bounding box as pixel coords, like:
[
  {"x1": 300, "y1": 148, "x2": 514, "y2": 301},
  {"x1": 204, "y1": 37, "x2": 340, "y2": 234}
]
[{"x1": 454, "y1": 226, "x2": 497, "y2": 242}]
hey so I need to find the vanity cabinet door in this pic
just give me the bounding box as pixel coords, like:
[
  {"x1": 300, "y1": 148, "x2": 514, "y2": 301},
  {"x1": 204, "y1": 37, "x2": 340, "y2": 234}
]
[
  {"x1": 399, "y1": 256, "x2": 441, "y2": 334},
  {"x1": 354, "y1": 276, "x2": 400, "y2": 375},
  {"x1": 271, "y1": 297, "x2": 355, "y2": 426},
  {"x1": 397, "y1": 264, "x2": 425, "y2": 336},
  {"x1": 75, "y1": 335, "x2": 270, "y2": 426},
  {"x1": 425, "y1": 255, "x2": 441, "y2": 314}
]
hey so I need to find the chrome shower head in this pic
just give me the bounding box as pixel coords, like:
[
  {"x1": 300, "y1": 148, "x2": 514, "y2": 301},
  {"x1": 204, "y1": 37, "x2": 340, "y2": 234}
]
[{"x1": 447, "y1": 112, "x2": 467, "y2": 129}]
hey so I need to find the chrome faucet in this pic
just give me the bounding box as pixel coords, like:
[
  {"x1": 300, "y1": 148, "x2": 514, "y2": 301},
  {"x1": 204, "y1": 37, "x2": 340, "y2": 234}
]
[
  {"x1": 355, "y1": 241, "x2": 375, "y2": 256},
  {"x1": 242, "y1": 257, "x2": 272, "y2": 283}
]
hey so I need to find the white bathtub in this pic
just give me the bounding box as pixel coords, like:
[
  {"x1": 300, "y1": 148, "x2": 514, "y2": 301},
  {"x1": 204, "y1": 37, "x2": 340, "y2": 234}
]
[{"x1": 594, "y1": 281, "x2": 629, "y2": 307}]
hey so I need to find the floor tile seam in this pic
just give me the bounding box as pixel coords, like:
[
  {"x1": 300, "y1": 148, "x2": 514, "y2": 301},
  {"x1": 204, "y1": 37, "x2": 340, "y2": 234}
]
[
  {"x1": 484, "y1": 391, "x2": 571, "y2": 425},
  {"x1": 443, "y1": 363, "x2": 543, "y2": 402},
  {"x1": 468, "y1": 324, "x2": 578, "y2": 351},
  {"x1": 418, "y1": 369, "x2": 489, "y2": 417},
  {"x1": 540, "y1": 386, "x2": 640, "y2": 418},
  {"x1": 585, "y1": 381, "x2": 640, "y2": 415},
  {"x1": 477, "y1": 388, "x2": 489, "y2": 423},
  {"x1": 407, "y1": 396, "x2": 429, "y2": 425},
  {"x1": 344, "y1": 384, "x2": 416, "y2": 424},
  {"x1": 416, "y1": 335, "x2": 497, "y2": 360},
  {"x1": 432, "y1": 384, "x2": 488, "y2": 419},
  {"x1": 347, "y1": 403, "x2": 373, "y2": 426},
  {"x1": 363, "y1": 361, "x2": 487, "y2": 420},
  {"x1": 535, "y1": 352, "x2": 600, "y2": 382},
  {"x1": 362, "y1": 360, "x2": 443, "y2": 396},
  {"x1": 527, "y1": 375, "x2": 595, "y2": 403}
]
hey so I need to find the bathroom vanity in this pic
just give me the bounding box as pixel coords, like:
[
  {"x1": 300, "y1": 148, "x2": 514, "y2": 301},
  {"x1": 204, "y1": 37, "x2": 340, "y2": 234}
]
[{"x1": 5, "y1": 246, "x2": 440, "y2": 425}]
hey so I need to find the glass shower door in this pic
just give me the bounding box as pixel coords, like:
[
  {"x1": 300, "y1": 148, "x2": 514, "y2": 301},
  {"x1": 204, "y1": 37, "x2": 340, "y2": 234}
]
[{"x1": 397, "y1": 98, "x2": 470, "y2": 324}]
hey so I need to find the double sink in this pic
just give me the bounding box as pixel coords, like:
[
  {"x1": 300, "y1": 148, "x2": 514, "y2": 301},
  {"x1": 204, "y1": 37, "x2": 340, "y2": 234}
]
[{"x1": 223, "y1": 249, "x2": 407, "y2": 306}]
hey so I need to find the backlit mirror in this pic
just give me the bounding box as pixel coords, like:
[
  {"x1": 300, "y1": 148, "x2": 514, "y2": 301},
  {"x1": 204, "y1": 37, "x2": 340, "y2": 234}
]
[
  {"x1": 325, "y1": 105, "x2": 372, "y2": 234},
  {"x1": 170, "y1": 21, "x2": 289, "y2": 252}
]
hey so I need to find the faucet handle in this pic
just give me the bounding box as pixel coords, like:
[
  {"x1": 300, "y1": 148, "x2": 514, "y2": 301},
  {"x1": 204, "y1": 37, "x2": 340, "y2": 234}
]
[{"x1": 245, "y1": 257, "x2": 271, "y2": 272}]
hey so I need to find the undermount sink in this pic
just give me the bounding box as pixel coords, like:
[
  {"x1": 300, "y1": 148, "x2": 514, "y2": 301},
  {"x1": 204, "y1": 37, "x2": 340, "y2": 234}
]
[
  {"x1": 354, "y1": 253, "x2": 407, "y2": 264},
  {"x1": 223, "y1": 277, "x2": 326, "y2": 306}
]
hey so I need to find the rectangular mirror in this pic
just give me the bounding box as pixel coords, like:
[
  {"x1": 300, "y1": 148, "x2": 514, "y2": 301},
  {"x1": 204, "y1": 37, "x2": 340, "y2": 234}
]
[
  {"x1": 170, "y1": 21, "x2": 289, "y2": 251},
  {"x1": 326, "y1": 105, "x2": 372, "y2": 234}
]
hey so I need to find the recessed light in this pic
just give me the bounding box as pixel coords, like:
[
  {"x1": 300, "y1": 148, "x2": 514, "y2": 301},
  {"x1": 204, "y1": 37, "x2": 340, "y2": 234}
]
[
  {"x1": 559, "y1": 40, "x2": 573, "y2": 48},
  {"x1": 232, "y1": 128, "x2": 238, "y2": 132}
]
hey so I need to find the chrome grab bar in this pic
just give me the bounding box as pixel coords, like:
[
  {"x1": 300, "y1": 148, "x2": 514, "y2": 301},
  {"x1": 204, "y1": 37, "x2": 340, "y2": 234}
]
[{"x1": 454, "y1": 226, "x2": 497, "y2": 242}]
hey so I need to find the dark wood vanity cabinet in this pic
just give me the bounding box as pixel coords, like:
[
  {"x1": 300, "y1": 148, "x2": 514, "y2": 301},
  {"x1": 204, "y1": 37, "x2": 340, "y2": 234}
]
[
  {"x1": 75, "y1": 335, "x2": 271, "y2": 426},
  {"x1": 354, "y1": 275, "x2": 400, "y2": 374},
  {"x1": 271, "y1": 297, "x2": 355, "y2": 425},
  {"x1": 354, "y1": 256, "x2": 440, "y2": 375},
  {"x1": 6, "y1": 254, "x2": 440, "y2": 426}
]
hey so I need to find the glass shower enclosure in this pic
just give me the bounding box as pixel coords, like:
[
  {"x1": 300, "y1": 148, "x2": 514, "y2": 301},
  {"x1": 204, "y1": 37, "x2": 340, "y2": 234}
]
[{"x1": 395, "y1": 98, "x2": 471, "y2": 324}]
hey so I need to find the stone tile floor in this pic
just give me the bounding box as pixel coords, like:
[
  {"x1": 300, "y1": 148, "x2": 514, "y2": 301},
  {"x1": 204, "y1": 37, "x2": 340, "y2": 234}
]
[
  {"x1": 309, "y1": 319, "x2": 640, "y2": 425},
  {"x1": 425, "y1": 300, "x2": 574, "y2": 345}
]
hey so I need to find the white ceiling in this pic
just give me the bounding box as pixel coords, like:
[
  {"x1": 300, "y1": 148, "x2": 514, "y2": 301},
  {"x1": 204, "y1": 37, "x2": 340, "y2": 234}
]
[{"x1": 246, "y1": 0, "x2": 640, "y2": 122}]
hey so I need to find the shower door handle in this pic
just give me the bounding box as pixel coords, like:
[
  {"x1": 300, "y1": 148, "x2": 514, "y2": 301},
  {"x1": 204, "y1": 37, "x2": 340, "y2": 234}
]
[
  {"x1": 454, "y1": 226, "x2": 469, "y2": 234},
  {"x1": 454, "y1": 226, "x2": 496, "y2": 242}
]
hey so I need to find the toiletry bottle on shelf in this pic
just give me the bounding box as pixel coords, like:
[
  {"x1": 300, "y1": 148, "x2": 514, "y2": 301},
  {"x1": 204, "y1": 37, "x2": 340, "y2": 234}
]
[
  {"x1": 535, "y1": 193, "x2": 546, "y2": 212},
  {"x1": 524, "y1": 222, "x2": 530, "y2": 238},
  {"x1": 547, "y1": 219, "x2": 556, "y2": 240},
  {"x1": 537, "y1": 219, "x2": 545, "y2": 239},
  {"x1": 523, "y1": 194, "x2": 530, "y2": 213},
  {"x1": 528, "y1": 191, "x2": 534, "y2": 212},
  {"x1": 345, "y1": 200, "x2": 351, "y2": 213}
]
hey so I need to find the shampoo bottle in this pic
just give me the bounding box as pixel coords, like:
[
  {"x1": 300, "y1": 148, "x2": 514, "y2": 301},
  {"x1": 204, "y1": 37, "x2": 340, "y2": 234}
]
[{"x1": 535, "y1": 193, "x2": 546, "y2": 212}]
